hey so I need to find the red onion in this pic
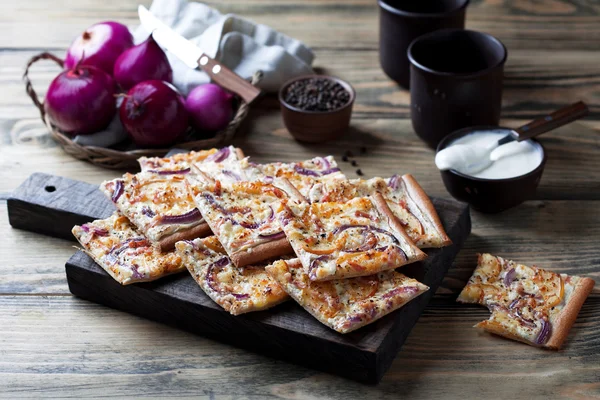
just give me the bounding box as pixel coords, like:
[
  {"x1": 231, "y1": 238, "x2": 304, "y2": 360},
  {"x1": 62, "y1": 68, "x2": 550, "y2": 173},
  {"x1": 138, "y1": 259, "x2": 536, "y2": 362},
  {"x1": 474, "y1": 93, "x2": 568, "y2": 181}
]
[
  {"x1": 159, "y1": 208, "x2": 203, "y2": 225},
  {"x1": 309, "y1": 255, "x2": 330, "y2": 280},
  {"x1": 314, "y1": 157, "x2": 330, "y2": 170},
  {"x1": 111, "y1": 180, "x2": 124, "y2": 202},
  {"x1": 258, "y1": 231, "x2": 286, "y2": 240},
  {"x1": 332, "y1": 225, "x2": 400, "y2": 245},
  {"x1": 206, "y1": 257, "x2": 250, "y2": 299},
  {"x1": 65, "y1": 21, "x2": 133, "y2": 75},
  {"x1": 106, "y1": 237, "x2": 149, "y2": 265},
  {"x1": 388, "y1": 175, "x2": 400, "y2": 190},
  {"x1": 141, "y1": 207, "x2": 156, "y2": 218},
  {"x1": 120, "y1": 80, "x2": 189, "y2": 147},
  {"x1": 185, "y1": 84, "x2": 234, "y2": 132},
  {"x1": 321, "y1": 167, "x2": 341, "y2": 175},
  {"x1": 222, "y1": 170, "x2": 242, "y2": 181},
  {"x1": 44, "y1": 63, "x2": 116, "y2": 135},
  {"x1": 535, "y1": 319, "x2": 552, "y2": 345},
  {"x1": 147, "y1": 168, "x2": 191, "y2": 175},
  {"x1": 382, "y1": 286, "x2": 420, "y2": 299},
  {"x1": 81, "y1": 224, "x2": 109, "y2": 236},
  {"x1": 113, "y1": 35, "x2": 173, "y2": 91},
  {"x1": 294, "y1": 165, "x2": 320, "y2": 177},
  {"x1": 201, "y1": 193, "x2": 251, "y2": 215},
  {"x1": 206, "y1": 147, "x2": 231, "y2": 163},
  {"x1": 504, "y1": 268, "x2": 516, "y2": 287}
]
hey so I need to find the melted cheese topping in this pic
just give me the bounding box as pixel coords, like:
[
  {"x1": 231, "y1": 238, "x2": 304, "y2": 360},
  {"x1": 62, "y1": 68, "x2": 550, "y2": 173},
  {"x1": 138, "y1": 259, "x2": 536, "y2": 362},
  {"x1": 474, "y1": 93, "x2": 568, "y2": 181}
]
[
  {"x1": 175, "y1": 237, "x2": 289, "y2": 315},
  {"x1": 458, "y1": 253, "x2": 580, "y2": 345},
  {"x1": 265, "y1": 259, "x2": 428, "y2": 333},
  {"x1": 308, "y1": 176, "x2": 447, "y2": 248},
  {"x1": 259, "y1": 156, "x2": 347, "y2": 196},
  {"x1": 277, "y1": 197, "x2": 421, "y2": 281},
  {"x1": 101, "y1": 172, "x2": 203, "y2": 243},
  {"x1": 195, "y1": 157, "x2": 264, "y2": 184},
  {"x1": 191, "y1": 180, "x2": 289, "y2": 254},
  {"x1": 72, "y1": 213, "x2": 183, "y2": 285},
  {"x1": 138, "y1": 148, "x2": 219, "y2": 172}
]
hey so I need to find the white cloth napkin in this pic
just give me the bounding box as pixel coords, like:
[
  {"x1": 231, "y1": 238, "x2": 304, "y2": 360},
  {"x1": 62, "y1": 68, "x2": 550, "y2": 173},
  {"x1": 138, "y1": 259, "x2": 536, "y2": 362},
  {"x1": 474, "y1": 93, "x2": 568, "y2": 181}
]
[
  {"x1": 133, "y1": 0, "x2": 315, "y2": 95},
  {"x1": 74, "y1": 0, "x2": 315, "y2": 146}
]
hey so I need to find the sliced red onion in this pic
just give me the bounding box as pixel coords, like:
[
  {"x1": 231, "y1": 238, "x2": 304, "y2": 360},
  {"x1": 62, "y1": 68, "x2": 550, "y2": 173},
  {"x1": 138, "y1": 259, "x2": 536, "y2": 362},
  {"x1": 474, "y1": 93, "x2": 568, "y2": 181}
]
[
  {"x1": 515, "y1": 308, "x2": 537, "y2": 328},
  {"x1": 106, "y1": 237, "x2": 149, "y2": 265},
  {"x1": 141, "y1": 207, "x2": 156, "y2": 218},
  {"x1": 146, "y1": 168, "x2": 190, "y2": 175},
  {"x1": 258, "y1": 231, "x2": 285, "y2": 240},
  {"x1": 294, "y1": 165, "x2": 320, "y2": 177},
  {"x1": 504, "y1": 268, "x2": 516, "y2": 287},
  {"x1": 309, "y1": 255, "x2": 330, "y2": 280},
  {"x1": 314, "y1": 156, "x2": 330, "y2": 170},
  {"x1": 388, "y1": 175, "x2": 400, "y2": 190},
  {"x1": 263, "y1": 175, "x2": 274, "y2": 184},
  {"x1": 206, "y1": 257, "x2": 249, "y2": 299},
  {"x1": 343, "y1": 229, "x2": 378, "y2": 253},
  {"x1": 535, "y1": 319, "x2": 552, "y2": 345},
  {"x1": 111, "y1": 180, "x2": 124, "y2": 203},
  {"x1": 232, "y1": 206, "x2": 273, "y2": 230},
  {"x1": 159, "y1": 208, "x2": 203, "y2": 225},
  {"x1": 81, "y1": 224, "x2": 109, "y2": 236},
  {"x1": 207, "y1": 147, "x2": 230, "y2": 163},
  {"x1": 221, "y1": 169, "x2": 242, "y2": 181},
  {"x1": 321, "y1": 167, "x2": 341, "y2": 175},
  {"x1": 509, "y1": 298, "x2": 520, "y2": 309},
  {"x1": 333, "y1": 225, "x2": 399, "y2": 245},
  {"x1": 201, "y1": 193, "x2": 251, "y2": 215},
  {"x1": 382, "y1": 285, "x2": 420, "y2": 299},
  {"x1": 130, "y1": 263, "x2": 145, "y2": 280}
]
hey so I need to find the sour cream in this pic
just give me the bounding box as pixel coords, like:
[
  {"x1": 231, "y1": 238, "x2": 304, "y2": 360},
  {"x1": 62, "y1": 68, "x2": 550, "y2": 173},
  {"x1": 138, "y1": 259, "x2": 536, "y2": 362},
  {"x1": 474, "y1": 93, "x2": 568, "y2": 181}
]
[{"x1": 436, "y1": 130, "x2": 544, "y2": 179}]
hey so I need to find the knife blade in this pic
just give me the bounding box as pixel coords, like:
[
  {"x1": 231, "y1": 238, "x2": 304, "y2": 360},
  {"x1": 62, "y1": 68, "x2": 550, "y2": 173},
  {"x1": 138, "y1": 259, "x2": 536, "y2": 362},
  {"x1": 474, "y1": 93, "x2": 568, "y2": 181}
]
[{"x1": 138, "y1": 5, "x2": 262, "y2": 104}]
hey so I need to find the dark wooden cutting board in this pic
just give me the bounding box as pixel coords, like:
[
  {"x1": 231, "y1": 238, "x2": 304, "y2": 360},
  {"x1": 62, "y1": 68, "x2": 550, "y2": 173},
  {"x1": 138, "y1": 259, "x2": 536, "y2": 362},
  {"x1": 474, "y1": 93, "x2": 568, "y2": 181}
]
[{"x1": 7, "y1": 172, "x2": 471, "y2": 383}]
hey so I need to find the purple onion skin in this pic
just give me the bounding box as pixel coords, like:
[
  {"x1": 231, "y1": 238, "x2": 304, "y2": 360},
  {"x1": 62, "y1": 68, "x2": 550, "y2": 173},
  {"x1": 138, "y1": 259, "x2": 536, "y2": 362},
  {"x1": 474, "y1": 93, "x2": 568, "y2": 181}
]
[
  {"x1": 120, "y1": 80, "x2": 189, "y2": 147},
  {"x1": 113, "y1": 35, "x2": 173, "y2": 91},
  {"x1": 45, "y1": 65, "x2": 116, "y2": 135},
  {"x1": 65, "y1": 21, "x2": 133, "y2": 75},
  {"x1": 185, "y1": 84, "x2": 234, "y2": 132}
]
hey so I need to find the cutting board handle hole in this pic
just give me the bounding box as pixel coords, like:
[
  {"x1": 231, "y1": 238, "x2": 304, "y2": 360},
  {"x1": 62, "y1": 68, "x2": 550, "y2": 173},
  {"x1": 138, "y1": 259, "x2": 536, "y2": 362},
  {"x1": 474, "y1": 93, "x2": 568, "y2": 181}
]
[{"x1": 45, "y1": 185, "x2": 56, "y2": 193}]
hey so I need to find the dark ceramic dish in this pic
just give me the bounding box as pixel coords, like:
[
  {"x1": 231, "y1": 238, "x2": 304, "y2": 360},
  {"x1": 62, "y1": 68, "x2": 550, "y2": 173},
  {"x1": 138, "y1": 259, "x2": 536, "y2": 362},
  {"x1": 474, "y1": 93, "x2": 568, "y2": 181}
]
[
  {"x1": 408, "y1": 29, "x2": 507, "y2": 148},
  {"x1": 436, "y1": 126, "x2": 547, "y2": 213},
  {"x1": 278, "y1": 75, "x2": 355, "y2": 143},
  {"x1": 378, "y1": 0, "x2": 468, "y2": 88}
]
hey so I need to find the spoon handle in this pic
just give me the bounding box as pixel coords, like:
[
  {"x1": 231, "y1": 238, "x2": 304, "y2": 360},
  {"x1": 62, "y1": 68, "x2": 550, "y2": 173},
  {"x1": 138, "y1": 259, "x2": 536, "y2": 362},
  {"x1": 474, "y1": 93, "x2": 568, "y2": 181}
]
[{"x1": 514, "y1": 101, "x2": 589, "y2": 141}]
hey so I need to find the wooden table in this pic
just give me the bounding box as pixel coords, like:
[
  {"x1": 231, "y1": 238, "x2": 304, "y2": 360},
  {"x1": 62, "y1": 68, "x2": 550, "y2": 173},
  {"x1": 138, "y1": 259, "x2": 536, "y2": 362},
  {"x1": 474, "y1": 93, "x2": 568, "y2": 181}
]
[{"x1": 1, "y1": 0, "x2": 599, "y2": 398}]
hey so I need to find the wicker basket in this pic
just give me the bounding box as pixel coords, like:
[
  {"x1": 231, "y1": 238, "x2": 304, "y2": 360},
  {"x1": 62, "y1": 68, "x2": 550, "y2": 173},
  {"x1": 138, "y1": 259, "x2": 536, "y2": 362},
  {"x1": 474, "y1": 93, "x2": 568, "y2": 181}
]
[{"x1": 24, "y1": 52, "x2": 262, "y2": 169}]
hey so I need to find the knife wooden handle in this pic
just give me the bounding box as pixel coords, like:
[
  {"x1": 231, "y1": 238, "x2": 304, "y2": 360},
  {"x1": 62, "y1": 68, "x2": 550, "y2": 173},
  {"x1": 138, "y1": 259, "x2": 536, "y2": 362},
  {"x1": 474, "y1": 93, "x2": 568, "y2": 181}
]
[
  {"x1": 198, "y1": 54, "x2": 262, "y2": 105},
  {"x1": 514, "y1": 101, "x2": 589, "y2": 141}
]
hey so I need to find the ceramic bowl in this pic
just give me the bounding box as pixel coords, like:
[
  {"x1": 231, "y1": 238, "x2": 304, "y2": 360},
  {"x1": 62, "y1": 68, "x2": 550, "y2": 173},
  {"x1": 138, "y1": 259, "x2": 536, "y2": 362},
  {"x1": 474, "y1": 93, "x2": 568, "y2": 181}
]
[
  {"x1": 278, "y1": 75, "x2": 355, "y2": 143},
  {"x1": 436, "y1": 126, "x2": 547, "y2": 213}
]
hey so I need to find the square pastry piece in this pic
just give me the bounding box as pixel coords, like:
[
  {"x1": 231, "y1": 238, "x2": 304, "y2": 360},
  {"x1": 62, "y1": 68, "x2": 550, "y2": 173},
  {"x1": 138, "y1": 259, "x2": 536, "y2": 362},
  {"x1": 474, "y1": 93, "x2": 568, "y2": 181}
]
[
  {"x1": 258, "y1": 156, "x2": 347, "y2": 196},
  {"x1": 192, "y1": 156, "x2": 264, "y2": 184},
  {"x1": 190, "y1": 179, "x2": 305, "y2": 267},
  {"x1": 308, "y1": 174, "x2": 451, "y2": 248},
  {"x1": 101, "y1": 172, "x2": 211, "y2": 251},
  {"x1": 277, "y1": 194, "x2": 426, "y2": 281},
  {"x1": 176, "y1": 237, "x2": 290, "y2": 315},
  {"x1": 138, "y1": 146, "x2": 244, "y2": 173},
  {"x1": 458, "y1": 253, "x2": 595, "y2": 349},
  {"x1": 72, "y1": 213, "x2": 184, "y2": 285},
  {"x1": 266, "y1": 259, "x2": 429, "y2": 333}
]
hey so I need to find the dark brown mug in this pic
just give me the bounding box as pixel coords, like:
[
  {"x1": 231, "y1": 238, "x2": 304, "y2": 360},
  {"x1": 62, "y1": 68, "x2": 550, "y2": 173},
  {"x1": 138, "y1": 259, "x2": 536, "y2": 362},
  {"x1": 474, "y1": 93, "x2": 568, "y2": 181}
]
[
  {"x1": 378, "y1": 0, "x2": 469, "y2": 89},
  {"x1": 408, "y1": 29, "x2": 507, "y2": 148}
]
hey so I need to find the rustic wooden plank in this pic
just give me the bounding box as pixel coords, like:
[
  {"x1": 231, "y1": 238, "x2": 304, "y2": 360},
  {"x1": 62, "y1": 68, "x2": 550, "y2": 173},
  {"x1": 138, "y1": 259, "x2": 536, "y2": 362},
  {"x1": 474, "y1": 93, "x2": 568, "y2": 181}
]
[
  {"x1": 0, "y1": 294, "x2": 597, "y2": 398},
  {"x1": 1, "y1": 0, "x2": 599, "y2": 51}
]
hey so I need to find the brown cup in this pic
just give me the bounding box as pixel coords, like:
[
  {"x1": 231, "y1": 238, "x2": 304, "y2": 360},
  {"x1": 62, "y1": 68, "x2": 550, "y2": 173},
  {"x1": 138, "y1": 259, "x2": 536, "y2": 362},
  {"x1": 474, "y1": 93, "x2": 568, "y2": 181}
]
[
  {"x1": 378, "y1": 0, "x2": 469, "y2": 89},
  {"x1": 408, "y1": 29, "x2": 507, "y2": 148}
]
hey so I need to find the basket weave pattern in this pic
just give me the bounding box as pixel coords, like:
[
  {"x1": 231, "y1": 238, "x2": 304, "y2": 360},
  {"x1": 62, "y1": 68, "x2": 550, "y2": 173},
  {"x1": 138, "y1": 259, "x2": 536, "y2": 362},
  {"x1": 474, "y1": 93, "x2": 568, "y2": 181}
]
[{"x1": 24, "y1": 52, "x2": 261, "y2": 169}]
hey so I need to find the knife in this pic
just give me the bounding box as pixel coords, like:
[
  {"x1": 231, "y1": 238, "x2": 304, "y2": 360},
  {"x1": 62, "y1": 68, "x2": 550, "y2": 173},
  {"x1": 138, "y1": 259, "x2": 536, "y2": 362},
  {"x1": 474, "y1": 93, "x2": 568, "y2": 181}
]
[{"x1": 138, "y1": 5, "x2": 262, "y2": 105}]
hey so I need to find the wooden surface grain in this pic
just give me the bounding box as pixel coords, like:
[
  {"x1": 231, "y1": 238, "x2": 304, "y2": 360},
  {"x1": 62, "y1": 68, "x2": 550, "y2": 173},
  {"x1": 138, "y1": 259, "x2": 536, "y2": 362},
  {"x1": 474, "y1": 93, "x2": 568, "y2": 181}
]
[{"x1": 1, "y1": 0, "x2": 599, "y2": 398}]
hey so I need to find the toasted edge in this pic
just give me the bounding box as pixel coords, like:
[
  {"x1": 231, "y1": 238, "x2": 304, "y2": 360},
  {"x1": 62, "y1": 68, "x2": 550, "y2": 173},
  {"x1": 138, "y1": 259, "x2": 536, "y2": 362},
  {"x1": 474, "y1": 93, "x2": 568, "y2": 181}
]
[
  {"x1": 545, "y1": 276, "x2": 595, "y2": 349},
  {"x1": 230, "y1": 238, "x2": 294, "y2": 268},
  {"x1": 275, "y1": 177, "x2": 308, "y2": 203},
  {"x1": 401, "y1": 174, "x2": 452, "y2": 247},
  {"x1": 157, "y1": 222, "x2": 213, "y2": 251},
  {"x1": 370, "y1": 192, "x2": 427, "y2": 263}
]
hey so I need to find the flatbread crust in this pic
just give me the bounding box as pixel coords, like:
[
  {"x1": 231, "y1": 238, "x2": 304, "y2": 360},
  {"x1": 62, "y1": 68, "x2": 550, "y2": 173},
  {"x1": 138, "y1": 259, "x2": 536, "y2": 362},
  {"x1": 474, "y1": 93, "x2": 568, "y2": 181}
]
[
  {"x1": 265, "y1": 259, "x2": 429, "y2": 333},
  {"x1": 458, "y1": 253, "x2": 595, "y2": 349},
  {"x1": 308, "y1": 174, "x2": 451, "y2": 248},
  {"x1": 277, "y1": 194, "x2": 427, "y2": 281},
  {"x1": 189, "y1": 178, "x2": 303, "y2": 267},
  {"x1": 72, "y1": 212, "x2": 184, "y2": 285},
  {"x1": 175, "y1": 237, "x2": 289, "y2": 315},
  {"x1": 138, "y1": 146, "x2": 244, "y2": 172},
  {"x1": 100, "y1": 172, "x2": 209, "y2": 251}
]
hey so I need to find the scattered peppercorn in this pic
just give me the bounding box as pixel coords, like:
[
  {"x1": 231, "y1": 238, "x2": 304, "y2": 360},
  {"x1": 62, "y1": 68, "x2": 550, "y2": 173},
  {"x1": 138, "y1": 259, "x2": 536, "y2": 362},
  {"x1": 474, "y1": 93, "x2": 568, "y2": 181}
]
[
  {"x1": 356, "y1": 169, "x2": 363, "y2": 176},
  {"x1": 342, "y1": 155, "x2": 349, "y2": 162},
  {"x1": 284, "y1": 78, "x2": 351, "y2": 112},
  {"x1": 360, "y1": 146, "x2": 367, "y2": 154},
  {"x1": 351, "y1": 160, "x2": 358, "y2": 167}
]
